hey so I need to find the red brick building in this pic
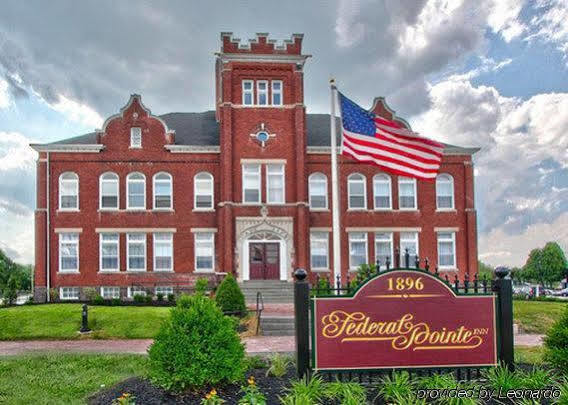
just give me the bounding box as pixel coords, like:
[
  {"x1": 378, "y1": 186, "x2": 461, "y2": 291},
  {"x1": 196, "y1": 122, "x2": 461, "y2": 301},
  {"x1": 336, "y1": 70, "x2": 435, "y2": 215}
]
[{"x1": 31, "y1": 33, "x2": 479, "y2": 302}]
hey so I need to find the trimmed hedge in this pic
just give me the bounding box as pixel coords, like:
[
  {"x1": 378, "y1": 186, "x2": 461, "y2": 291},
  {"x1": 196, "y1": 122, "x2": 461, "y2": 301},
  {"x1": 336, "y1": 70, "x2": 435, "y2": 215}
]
[
  {"x1": 214, "y1": 274, "x2": 246, "y2": 314},
  {"x1": 544, "y1": 306, "x2": 568, "y2": 371}
]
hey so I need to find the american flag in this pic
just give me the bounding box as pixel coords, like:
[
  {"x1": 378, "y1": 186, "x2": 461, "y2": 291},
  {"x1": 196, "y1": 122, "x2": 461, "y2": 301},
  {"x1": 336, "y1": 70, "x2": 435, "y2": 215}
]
[{"x1": 338, "y1": 92, "x2": 444, "y2": 181}]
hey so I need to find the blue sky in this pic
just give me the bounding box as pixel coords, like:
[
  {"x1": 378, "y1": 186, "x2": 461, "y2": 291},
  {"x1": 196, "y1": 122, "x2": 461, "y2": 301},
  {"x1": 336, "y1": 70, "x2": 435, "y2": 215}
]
[{"x1": 0, "y1": 0, "x2": 567, "y2": 266}]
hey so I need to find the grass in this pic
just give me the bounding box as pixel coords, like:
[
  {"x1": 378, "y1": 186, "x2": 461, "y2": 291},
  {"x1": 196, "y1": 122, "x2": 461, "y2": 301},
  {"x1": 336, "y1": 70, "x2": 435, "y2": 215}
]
[
  {"x1": 0, "y1": 304, "x2": 170, "y2": 340},
  {"x1": 0, "y1": 353, "x2": 148, "y2": 404},
  {"x1": 513, "y1": 299, "x2": 567, "y2": 334},
  {"x1": 515, "y1": 346, "x2": 545, "y2": 365}
]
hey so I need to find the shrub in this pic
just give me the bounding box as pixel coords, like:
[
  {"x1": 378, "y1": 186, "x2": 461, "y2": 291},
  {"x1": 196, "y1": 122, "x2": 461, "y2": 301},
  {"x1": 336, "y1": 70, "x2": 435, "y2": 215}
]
[
  {"x1": 167, "y1": 293, "x2": 175, "y2": 303},
  {"x1": 4, "y1": 276, "x2": 19, "y2": 305},
  {"x1": 83, "y1": 287, "x2": 97, "y2": 301},
  {"x1": 144, "y1": 294, "x2": 153, "y2": 304},
  {"x1": 195, "y1": 277, "x2": 209, "y2": 295},
  {"x1": 482, "y1": 364, "x2": 524, "y2": 391},
  {"x1": 544, "y1": 306, "x2": 568, "y2": 372},
  {"x1": 92, "y1": 295, "x2": 105, "y2": 305},
  {"x1": 323, "y1": 381, "x2": 366, "y2": 405},
  {"x1": 148, "y1": 293, "x2": 245, "y2": 391},
  {"x1": 266, "y1": 353, "x2": 293, "y2": 377},
  {"x1": 215, "y1": 274, "x2": 246, "y2": 314},
  {"x1": 133, "y1": 294, "x2": 145, "y2": 303},
  {"x1": 377, "y1": 371, "x2": 421, "y2": 404},
  {"x1": 279, "y1": 376, "x2": 325, "y2": 405},
  {"x1": 111, "y1": 298, "x2": 121, "y2": 306},
  {"x1": 244, "y1": 355, "x2": 267, "y2": 370},
  {"x1": 311, "y1": 276, "x2": 331, "y2": 297},
  {"x1": 156, "y1": 293, "x2": 164, "y2": 302},
  {"x1": 49, "y1": 288, "x2": 59, "y2": 302}
]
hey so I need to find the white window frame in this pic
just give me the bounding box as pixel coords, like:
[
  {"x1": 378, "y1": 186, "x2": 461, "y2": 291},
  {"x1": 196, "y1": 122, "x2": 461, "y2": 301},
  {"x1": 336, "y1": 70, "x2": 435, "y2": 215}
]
[
  {"x1": 373, "y1": 174, "x2": 392, "y2": 210},
  {"x1": 59, "y1": 172, "x2": 79, "y2": 211},
  {"x1": 436, "y1": 174, "x2": 455, "y2": 210},
  {"x1": 101, "y1": 286, "x2": 120, "y2": 299},
  {"x1": 242, "y1": 164, "x2": 261, "y2": 204},
  {"x1": 374, "y1": 232, "x2": 394, "y2": 270},
  {"x1": 194, "y1": 232, "x2": 215, "y2": 272},
  {"x1": 310, "y1": 232, "x2": 329, "y2": 270},
  {"x1": 400, "y1": 232, "x2": 419, "y2": 266},
  {"x1": 256, "y1": 80, "x2": 268, "y2": 106},
  {"x1": 194, "y1": 172, "x2": 214, "y2": 210},
  {"x1": 266, "y1": 163, "x2": 285, "y2": 204},
  {"x1": 60, "y1": 287, "x2": 80, "y2": 300},
  {"x1": 127, "y1": 286, "x2": 147, "y2": 298},
  {"x1": 347, "y1": 173, "x2": 367, "y2": 210},
  {"x1": 155, "y1": 286, "x2": 174, "y2": 296},
  {"x1": 271, "y1": 80, "x2": 283, "y2": 106},
  {"x1": 153, "y1": 233, "x2": 173, "y2": 272},
  {"x1": 153, "y1": 172, "x2": 173, "y2": 210},
  {"x1": 242, "y1": 80, "x2": 254, "y2": 106},
  {"x1": 126, "y1": 172, "x2": 146, "y2": 210},
  {"x1": 59, "y1": 233, "x2": 79, "y2": 273},
  {"x1": 127, "y1": 233, "x2": 146, "y2": 272},
  {"x1": 99, "y1": 233, "x2": 120, "y2": 272},
  {"x1": 130, "y1": 127, "x2": 142, "y2": 148},
  {"x1": 308, "y1": 173, "x2": 328, "y2": 210},
  {"x1": 437, "y1": 232, "x2": 457, "y2": 269},
  {"x1": 398, "y1": 177, "x2": 417, "y2": 210},
  {"x1": 348, "y1": 232, "x2": 368, "y2": 270},
  {"x1": 99, "y1": 172, "x2": 119, "y2": 210}
]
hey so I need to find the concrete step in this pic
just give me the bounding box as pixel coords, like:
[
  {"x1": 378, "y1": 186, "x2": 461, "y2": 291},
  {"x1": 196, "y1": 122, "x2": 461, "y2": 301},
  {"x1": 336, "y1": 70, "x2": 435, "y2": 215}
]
[{"x1": 260, "y1": 316, "x2": 295, "y2": 336}]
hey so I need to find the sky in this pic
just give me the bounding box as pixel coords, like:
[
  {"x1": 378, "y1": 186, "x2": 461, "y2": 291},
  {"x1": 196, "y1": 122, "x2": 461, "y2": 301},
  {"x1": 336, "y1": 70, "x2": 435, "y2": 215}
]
[{"x1": 0, "y1": 0, "x2": 567, "y2": 267}]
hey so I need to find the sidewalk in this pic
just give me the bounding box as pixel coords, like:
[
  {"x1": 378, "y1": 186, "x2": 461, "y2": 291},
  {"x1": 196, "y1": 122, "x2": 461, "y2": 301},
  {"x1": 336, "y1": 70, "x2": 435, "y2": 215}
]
[{"x1": 0, "y1": 334, "x2": 543, "y2": 356}]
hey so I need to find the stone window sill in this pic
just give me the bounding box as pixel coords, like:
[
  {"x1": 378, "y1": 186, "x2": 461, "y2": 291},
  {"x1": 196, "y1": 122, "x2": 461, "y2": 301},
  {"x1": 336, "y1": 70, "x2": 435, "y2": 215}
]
[
  {"x1": 192, "y1": 209, "x2": 215, "y2": 212},
  {"x1": 57, "y1": 209, "x2": 80, "y2": 213},
  {"x1": 436, "y1": 209, "x2": 457, "y2": 213},
  {"x1": 194, "y1": 270, "x2": 215, "y2": 274},
  {"x1": 311, "y1": 268, "x2": 330, "y2": 273},
  {"x1": 57, "y1": 271, "x2": 80, "y2": 274}
]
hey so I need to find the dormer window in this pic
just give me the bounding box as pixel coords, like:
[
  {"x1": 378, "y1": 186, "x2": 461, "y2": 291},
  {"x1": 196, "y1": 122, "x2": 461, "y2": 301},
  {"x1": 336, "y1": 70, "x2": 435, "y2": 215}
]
[
  {"x1": 130, "y1": 127, "x2": 142, "y2": 148},
  {"x1": 272, "y1": 80, "x2": 282, "y2": 105},
  {"x1": 257, "y1": 81, "x2": 268, "y2": 105},
  {"x1": 242, "y1": 80, "x2": 253, "y2": 105}
]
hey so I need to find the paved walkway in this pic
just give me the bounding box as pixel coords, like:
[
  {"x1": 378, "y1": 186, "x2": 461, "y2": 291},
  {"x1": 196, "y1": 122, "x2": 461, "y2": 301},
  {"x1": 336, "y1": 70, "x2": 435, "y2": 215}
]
[{"x1": 0, "y1": 334, "x2": 544, "y2": 356}]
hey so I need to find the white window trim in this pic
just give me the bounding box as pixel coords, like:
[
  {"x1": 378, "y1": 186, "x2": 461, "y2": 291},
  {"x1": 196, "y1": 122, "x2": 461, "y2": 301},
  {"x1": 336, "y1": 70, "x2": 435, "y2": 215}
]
[
  {"x1": 127, "y1": 287, "x2": 147, "y2": 298},
  {"x1": 310, "y1": 232, "x2": 329, "y2": 270},
  {"x1": 99, "y1": 172, "x2": 119, "y2": 210},
  {"x1": 399, "y1": 232, "x2": 420, "y2": 266},
  {"x1": 59, "y1": 233, "x2": 79, "y2": 273},
  {"x1": 309, "y1": 172, "x2": 328, "y2": 210},
  {"x1": 126, "y1": 233, "x2": 147, "y2": 272},
  {"x1": 242, "y1": 80, "x2": 254, "y2": 105},
  {"x1": 194, "y1": 232, "x2": 215, "y2": 272},
  {"x1": 100, "y1": 286, "x2": 121, "y2": 299},
  {"x1": 193, "y1": 172, "x2": 214, "y2": 210},
  {"x1": 242, "y1": 164, "x2": 261, "y2": 204},
  {"x1": 99, "y1": 233, "x2": 120, "y2": 272},
  {"x1": 59, "y1": 287, "x2": 80, "y2": 300},
  {"x1": 347, "y1": 173, "x2": 367, "y2": 210},
  {"x1": 153, "y1": 233, "x2": 174, "y2": 272},
  {"x1": 436, "y1": 174, "x2": 455, "y2": 210},
  {"x1": 373, "y1": 174, "x2": 392, "y2": 210},
  {"x1": 58, "y1": 172, "x2": 79, "y2": 211},
  {"x1": 256, "y1": 80, "x2": 268, "y2": 106},
  {"x1": 374, "y1": 232, "x2": 394, "y2": 268},
  {"x1": 155, "y1": 286, "x2": 174, "y2": 296},
  {"x1": 266, "y1": 163, "x2": 285, "y2": 205},
  {"x1": 437, "y1": 231, "x2": 457, "y2": 269},
  {"x1": 271, "y1": 80, "x2": 283, "y2": 106},
  {"x1": 152, "y1": 172, "x2": 173, "y2": 210},
  {"x1": 348, "y1": 232, "x2": 368, "y2": 270},
  {"x1": 126, "y1": 172, "x2": 146, "y2": 210},
  {"x1": 398, "y1": 177, "x2": 417, "y2": 210},
  {"x1": 130, "y1": 127, "x2": 142, "y2": 149}
]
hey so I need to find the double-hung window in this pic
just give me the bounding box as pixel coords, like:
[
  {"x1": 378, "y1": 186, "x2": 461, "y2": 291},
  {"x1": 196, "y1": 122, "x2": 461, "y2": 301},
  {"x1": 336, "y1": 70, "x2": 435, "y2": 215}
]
[
  {"x1": 398, "y1": 177, "x2": 417, "y2": 209},
  {"x1": 308, "y1": 173, "x2": 328, "y2": 209},
  {"x1": 266, "y1": 164, "x2": 285, "y2": 204},
  {"x1": 271, "y1": 80, "x2": 283, "y2": 105},
  {"x1": 348, "y1": 232, "x2": 368, "y2": 270},
  {"x1": 155, "y1": 286, "x2": 174, "y2": 296},
  {"x1": 400, "y1": 232, "x2": 419, "y2": 266},
  {"x1": 130, "y1": 127, "x2": 142, "y2": 148},
  {"x1": 100, "y1": 233, "x2": 119, "y2": 271},
  {"x1": 348, "y1": 173, "x2": 366, "y2": 209},
  {"x1": 437, "y1": 232, "x2": 456, "y2": 268},
  {"x1": 59, "y1": 172, "x2": 79, "y2": 210},
  {"x1": 59, "y1": 233, "x2": 79, "y2": 272},
  {"x1": 100, "y1": 172, "x2": 119, "y2": 209},
  {"x1": 373, "y1": 174, "x2": 391, "y2": 209},
  {"x1": 194, "y1": 172, "x2": 214, "y2": 209},
  {"x1": 242, "y1": 80, "x2": 253, "y2": 105},
  {"x1": 153, "y1": 172, "x2": 172, "y2": 209},
  {"x1": 436, "y1": 174, "x2": 454, "y2": 210},
  {"x1": 127, "y1": 233, "x2": 146, "y2": 271},
  {"x1": 195, "y1": 232, "x2": 214, "y2": 272},
  {"x1": 375, "y1": 232, "x2": 393, "y2": 270},
  {"x1": 128, "y1": 286, "x2": 146, "y2": 298},
  {"x1": 101, "y1": 286, "x2": 120, "y2": 299},
  {"x1": 257, "y1": 80, "x2": 268, "y2": 105},
  {"x1": 127, "y1": 173, "x2": 146, "y2": 209},
  {"x1": 310, "y1": 232, "x2": 329, "y2": 270},
  {"x1": 153, "y1": 233, "x2": 173, "y2": 271},
  {"x1": 60, "y1": 287, "x2": 79, "y2": 300},
  {"x1": 242, "y1": 164, "x2": 261, "y2": 204}
]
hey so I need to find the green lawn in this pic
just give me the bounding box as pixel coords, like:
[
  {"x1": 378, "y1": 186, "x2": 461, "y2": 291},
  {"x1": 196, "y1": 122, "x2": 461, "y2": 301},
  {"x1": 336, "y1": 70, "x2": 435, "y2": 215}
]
[
  {"x1": 513, "y1": 300, "x2": 567, "y2": 334},
  {"x1": 0, "y1": 353, "x2": 148, "y2": 404},
  {"x1": 515, "y1": 346, "x2": 545, "y2": 365},
  {"x1": 0, "y1": 304, "x2": 170, "y2": 340}
]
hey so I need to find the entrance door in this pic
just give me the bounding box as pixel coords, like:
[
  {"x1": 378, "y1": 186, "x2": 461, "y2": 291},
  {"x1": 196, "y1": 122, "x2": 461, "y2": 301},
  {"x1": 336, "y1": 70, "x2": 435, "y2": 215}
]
[{"x1": 249, "y1": 242, "x2": 280, "y2": 280}]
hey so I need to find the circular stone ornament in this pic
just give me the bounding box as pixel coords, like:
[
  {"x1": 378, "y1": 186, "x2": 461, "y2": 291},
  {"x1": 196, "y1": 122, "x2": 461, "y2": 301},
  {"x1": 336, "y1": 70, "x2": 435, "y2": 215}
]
[{"x1": 256, "y1": 131, "x2": 269, "y2": 142}]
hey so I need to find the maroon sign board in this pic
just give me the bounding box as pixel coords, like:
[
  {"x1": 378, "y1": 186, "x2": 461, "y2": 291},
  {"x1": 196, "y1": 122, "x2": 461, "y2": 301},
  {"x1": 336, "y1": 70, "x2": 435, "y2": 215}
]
[{"x1": 311, "y1": 270, "x2": 497, "y2": 371}]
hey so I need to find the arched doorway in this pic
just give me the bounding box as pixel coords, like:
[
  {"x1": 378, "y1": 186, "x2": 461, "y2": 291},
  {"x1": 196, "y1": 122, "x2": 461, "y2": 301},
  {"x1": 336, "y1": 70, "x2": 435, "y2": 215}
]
[{"x1": 242, "y1": 231, "x2": 287, "y2": 281}]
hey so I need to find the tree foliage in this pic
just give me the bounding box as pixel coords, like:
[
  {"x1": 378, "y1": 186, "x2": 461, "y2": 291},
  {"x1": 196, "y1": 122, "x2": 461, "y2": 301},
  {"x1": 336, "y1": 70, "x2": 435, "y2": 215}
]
[
  {"x1": 522, "y1": 242, "x2": 568, "y2": 287},
  {"x1": 0, "y1": 249, "x2": 32, "y2": 299},
  {"x1": 478, "y1": 261, "x2": 494, "y2": 280}
]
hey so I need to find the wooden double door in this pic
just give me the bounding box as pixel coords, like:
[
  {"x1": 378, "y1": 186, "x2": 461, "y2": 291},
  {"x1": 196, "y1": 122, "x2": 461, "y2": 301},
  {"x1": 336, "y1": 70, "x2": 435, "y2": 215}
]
[{"x1": 249, "y1": 242, "x2": 280, "y2": 280}]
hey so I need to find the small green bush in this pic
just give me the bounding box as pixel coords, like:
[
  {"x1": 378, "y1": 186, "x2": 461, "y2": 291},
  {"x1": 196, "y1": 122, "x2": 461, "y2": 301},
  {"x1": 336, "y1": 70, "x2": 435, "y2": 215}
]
[
  {"x1": 144, "y1": 294, "x2": 153, "y2": 304},
  {"x1": 195, "y1": 277, "x2": 209, "y2": 295},
  {"x1": 266, "y1": 353, "x2": 293, "y2": 377},
  {"x1": 133, "y1": 294, "x2": 145, "y2": 303},
  {"x1": 148, "y1": 293, "x2": 245, "y2": 391},
  {"x1": 244, "y1": 355, "x2": 268, "y2": 370},
  {"x1": 482, "y1": 364, "x2": 524, "y2": 391},
  {"x1": 156, "y1": 293, "x2": 164, "y2": 302},
  {"x1": 214, "y1": 274, "x2": 246, "y2": 314},
  {"x1": 49, "y1": 288, "x2": 59, "y2": 302},
  {"x1": 377, "y1": 371, "x2": 422, "y2": 404},
  {"x1": 545, "y1": 306, "x2": 568, "y2": 372},
  {"x1": 92, "y1": 295, "x2": 105, "y2": 305},
  {"x1": 111, "y1": 298, "x2": 121, "y2": 306},
  {"x1": 279, "y1": 376, "x2": 325, "y2": 405},
  {"x1": 83, "y1": 287, "x2": 97, "y2": 301},
  {"x1": 167, "y1": 293, "x2": 175, "y2": 303},
  {"x1": 323, "y1": 381, "x2": 366, "y2": 405}
]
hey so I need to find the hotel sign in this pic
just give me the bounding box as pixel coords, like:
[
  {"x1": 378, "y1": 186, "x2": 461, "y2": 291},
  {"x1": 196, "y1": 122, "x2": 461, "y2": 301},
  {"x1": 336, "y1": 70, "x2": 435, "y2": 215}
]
[{"x1": 311, "y1": 270, "x2": 497, "y2": 371}]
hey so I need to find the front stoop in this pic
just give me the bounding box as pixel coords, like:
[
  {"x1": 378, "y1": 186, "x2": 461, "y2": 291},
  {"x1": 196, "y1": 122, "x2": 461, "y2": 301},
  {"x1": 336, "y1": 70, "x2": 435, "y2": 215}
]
[
  {"x1": 240, "y1": 280, "x2": 294, "y2": 304},
  {"x1": 260, "y1": 316, "x2": 296, "y2": 336}
]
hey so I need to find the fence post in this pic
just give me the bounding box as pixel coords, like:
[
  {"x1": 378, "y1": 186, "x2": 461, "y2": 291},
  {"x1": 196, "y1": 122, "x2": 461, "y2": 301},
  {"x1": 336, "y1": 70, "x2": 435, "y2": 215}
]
[
  {"x1": 294, "y1": 268, "x2": 310, "y2": 379},
  {"x1": 494, "y1": 266, "x2": 514, "y2": 371}
]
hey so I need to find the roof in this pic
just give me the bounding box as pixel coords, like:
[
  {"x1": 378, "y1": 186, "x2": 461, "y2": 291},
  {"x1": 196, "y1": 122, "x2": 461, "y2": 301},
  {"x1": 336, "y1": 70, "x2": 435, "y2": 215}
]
[{"x1": 44, "y1": 111, "x2": 479, "y2": 154}]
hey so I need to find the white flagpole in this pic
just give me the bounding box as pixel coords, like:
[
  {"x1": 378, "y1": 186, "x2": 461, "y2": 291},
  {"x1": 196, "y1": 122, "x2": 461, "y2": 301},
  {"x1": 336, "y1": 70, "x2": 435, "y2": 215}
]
[{"x1": 329, "y1": 79, "x2": 341, "y2": 288}]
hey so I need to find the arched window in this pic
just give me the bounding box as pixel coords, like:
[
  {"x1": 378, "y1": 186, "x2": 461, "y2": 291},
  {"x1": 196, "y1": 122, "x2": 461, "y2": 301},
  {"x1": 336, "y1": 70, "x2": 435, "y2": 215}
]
[
  {"x1": 59, "y1": 172, "x2": 79, "y2": 210},
  {"x1": 153, "y1": 172, "x2": 173, "y2": 209},
  {"x1": 373, "y1": 174, "x2": 391, "y2": 209},
  {"x1": 127, "y1": 172, "x2": 146, "y2": 209},
  {"x1": 347, "y1": 173, "x2": 366, "y2": 209},
  {"x1": 398, "y1": 176, "x2": 417, "y2": 209},
  {"x1": 308, "y1": 172, "x2": 328, "y2": 209},
  {"x1": 436, "y1": 174, "x2": 454, "y2": 210},
  {"x1": 99, "y1": 172, "x2": 119, "y2": 209},
  {"x1": 194, "y1": 172, "x2": 214, "y2": 209}
]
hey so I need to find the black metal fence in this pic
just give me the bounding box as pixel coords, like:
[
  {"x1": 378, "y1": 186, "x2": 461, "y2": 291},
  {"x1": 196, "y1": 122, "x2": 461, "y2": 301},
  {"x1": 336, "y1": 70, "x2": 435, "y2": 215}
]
[{"x1": 293, "y1": 252, "x2": 514, "y2": 383}]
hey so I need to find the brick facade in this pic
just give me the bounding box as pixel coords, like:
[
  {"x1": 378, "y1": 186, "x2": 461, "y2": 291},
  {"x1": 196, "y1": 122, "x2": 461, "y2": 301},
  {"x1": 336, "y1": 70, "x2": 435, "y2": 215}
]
[{"x1": 32, "y1": 33, "x2": 479, "y2": 302}]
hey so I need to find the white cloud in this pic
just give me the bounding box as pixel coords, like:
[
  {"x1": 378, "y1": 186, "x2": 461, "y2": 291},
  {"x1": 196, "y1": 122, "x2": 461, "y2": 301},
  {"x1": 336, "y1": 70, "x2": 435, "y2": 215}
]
[
  {"x1": 44, "y1": 94, "x2": 103, "y2": 129},
  {"x1": 0, "y1": 79, "x2": 11, "y2": 109},
  {"x1": 527, "y1": 0, "x2": 568, "y2": 58},
  {"x1": 487, "y1": 0, "x2": 526, "y2": 41}
]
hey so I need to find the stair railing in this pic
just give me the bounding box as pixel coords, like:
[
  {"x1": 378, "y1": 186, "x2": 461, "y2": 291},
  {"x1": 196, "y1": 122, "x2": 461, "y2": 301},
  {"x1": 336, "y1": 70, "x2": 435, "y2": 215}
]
[{"x1": 255, "y1": 291, "x2": 264, "y2": 335}]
